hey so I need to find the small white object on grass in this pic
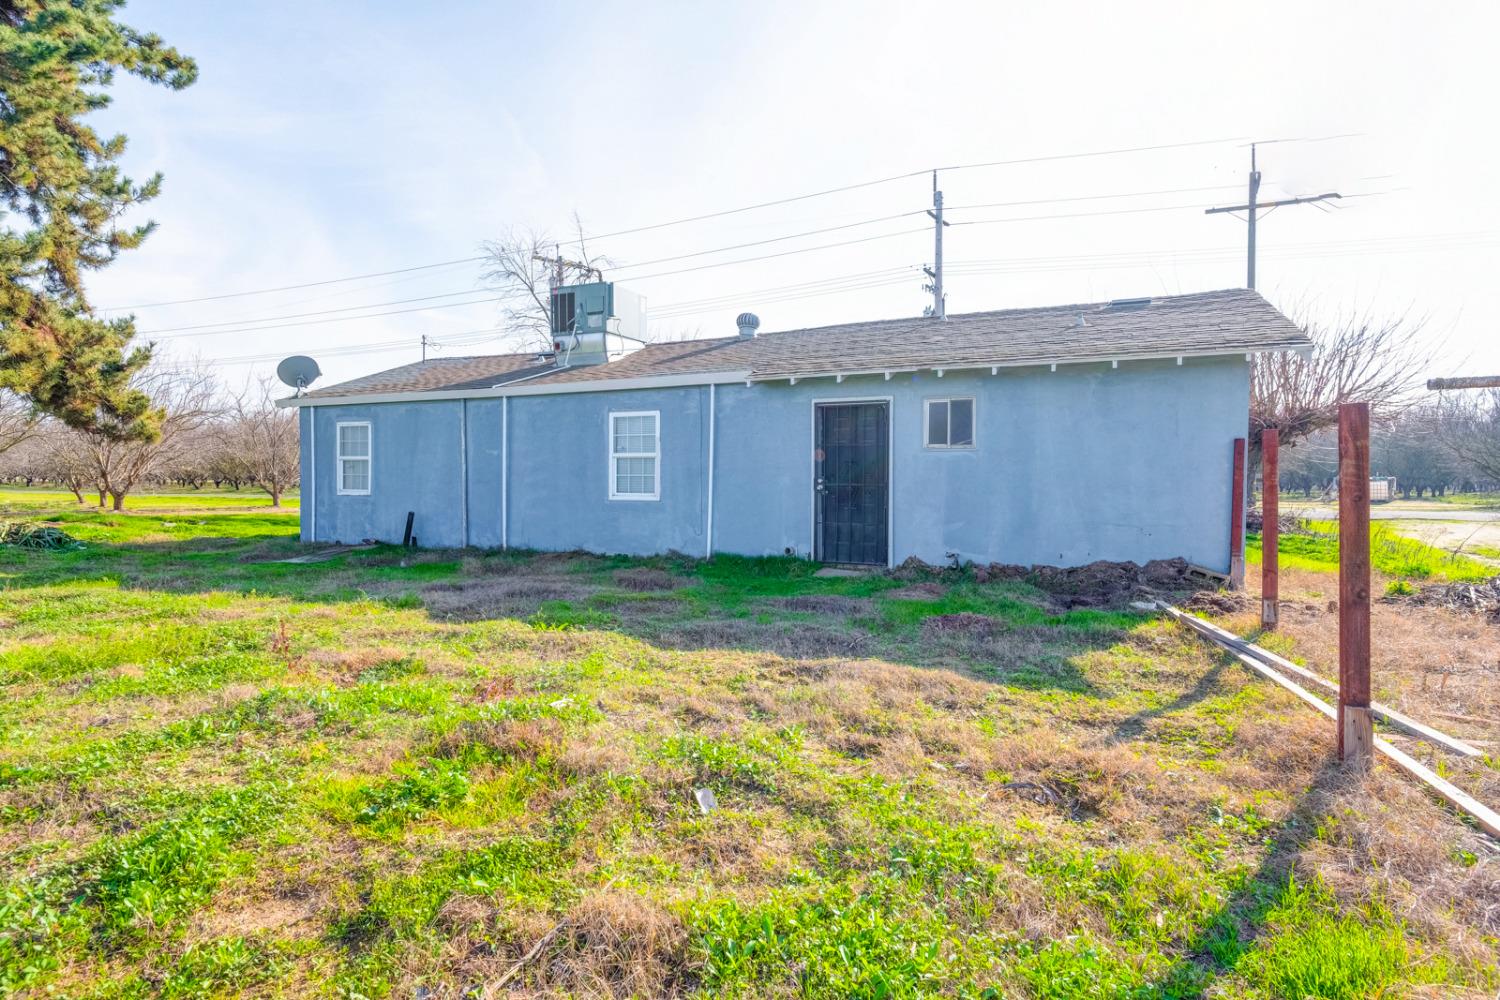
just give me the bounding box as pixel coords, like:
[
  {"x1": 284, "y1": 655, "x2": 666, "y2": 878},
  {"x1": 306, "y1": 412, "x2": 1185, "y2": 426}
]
[{"x1": 693, "y1": 788, "x2": 718, "y2": 814}]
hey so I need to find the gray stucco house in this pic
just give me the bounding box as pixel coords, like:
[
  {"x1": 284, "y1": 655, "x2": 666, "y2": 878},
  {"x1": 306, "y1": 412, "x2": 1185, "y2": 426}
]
[{"x1": 281, "y1": 287, "x2": 1308, "y2": 571}]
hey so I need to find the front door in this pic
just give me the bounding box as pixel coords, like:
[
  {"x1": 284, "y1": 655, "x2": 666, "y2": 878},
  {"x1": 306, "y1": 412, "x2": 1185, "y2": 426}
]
[{"x1": 814, "y1": 401, "x2": 889, "y2": 566}]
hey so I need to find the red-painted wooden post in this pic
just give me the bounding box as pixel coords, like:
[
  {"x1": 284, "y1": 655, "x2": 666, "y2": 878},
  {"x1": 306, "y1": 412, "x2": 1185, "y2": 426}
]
[
  {"x1": 1261, "y1": 429, "x2": 1279, "y2": 628},
  {"x1": 1229, "y1": 438, "x2": 1246, "y2": 590},
  {"x1": 1338, "y1": 403, "x2": 1373, "y2": 768}
]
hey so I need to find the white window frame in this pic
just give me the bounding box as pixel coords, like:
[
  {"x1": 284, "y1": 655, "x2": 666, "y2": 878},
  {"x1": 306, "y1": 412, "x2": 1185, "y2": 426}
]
[
  {"x1": 923, "y1": 397, "x2": 976, "y2": 450},
  {"x1": 608, "y1": 410, "x2": 660, "y2": 501},
  {"x1": 336, "y1": 420, "x2": 372, "y2": 495}
]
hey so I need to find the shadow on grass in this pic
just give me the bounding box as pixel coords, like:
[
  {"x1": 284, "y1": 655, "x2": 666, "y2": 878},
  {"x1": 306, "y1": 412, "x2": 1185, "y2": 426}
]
[
  {"x1": 0, "y1": 531, "x2": 1160, "y2": 697},
  {"x1": 1143, "y1": 757, "x2": 1361, "y2": 997},
  {"x1": 1107, "y1": 663, "x2": 1228, "y2": 745}
]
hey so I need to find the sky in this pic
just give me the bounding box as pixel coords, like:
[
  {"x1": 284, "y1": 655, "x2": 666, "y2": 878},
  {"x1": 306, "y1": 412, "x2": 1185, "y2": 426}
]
[{"x1": 81, "y1": 0, "x2": 1500, "y2": 390}]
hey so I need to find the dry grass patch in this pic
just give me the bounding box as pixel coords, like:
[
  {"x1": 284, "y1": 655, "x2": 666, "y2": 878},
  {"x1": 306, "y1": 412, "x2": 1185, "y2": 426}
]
[
  {"x1": 421, "y1": 577, "x2": 597, "y2": 622},
  {"x1": 765, "y1": 594, "x2": 874, "y2": 616},
  {"x1": 653, "y1": 619, "x2": 872, "y2": 659},
  {"x1": 1225, "y1": 566, "x2": 1500, "y2": 738}
]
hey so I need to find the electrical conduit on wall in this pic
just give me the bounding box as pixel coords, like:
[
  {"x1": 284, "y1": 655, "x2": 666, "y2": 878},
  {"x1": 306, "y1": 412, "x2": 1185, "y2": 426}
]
[
  {"x1": 308, "y1": 411, "x2": 316, "y2": 541},
  {"x1": 460, "y1": 399, "x2": 469, "y2": 547},
  {"x1": 706, "y1": 383, "x2": 715, "y2": 559},
  {"x1": 501, "y1": 395, "x2": 508, "y2": 549}
]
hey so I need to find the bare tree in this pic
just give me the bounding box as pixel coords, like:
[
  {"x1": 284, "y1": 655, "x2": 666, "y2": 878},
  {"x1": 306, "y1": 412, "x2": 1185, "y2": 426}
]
[
  {"x1": 479, "y1": 214, "x2": 612, "y2": 352},
  {"x1": 78, "y1": 365, "x2": 220, "y2": 510},
  {"x1": 38, "y1": 425, "x2": 95, "y2": 503},
  {"x1": 1252, "y1": 310, "x2": 1430, "y2": 451},
  {"x1": 218, "y1": 377, "x2": 300, "y2": 505},
  {"x1": 0, "y1": 391, "x2": 38, "y2": 458},
  {"x1": 1439, "y1": 389, "x2": 1500, "y2": 484},
  {"x1": 1372, "y1": 407, "x2": 1458, "y2": 497}
]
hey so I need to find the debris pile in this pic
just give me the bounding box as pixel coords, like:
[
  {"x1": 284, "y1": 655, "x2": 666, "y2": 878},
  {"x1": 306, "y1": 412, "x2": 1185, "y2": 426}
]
[
  {"x1": 894, "y1": 555, "x2": 1207, "y2": 609},
  {"x1": 1181, "y1": 590, "x2": 1251, "y2": 615},
  {"x1": 1405, "y1": 576, "x2": 1500, "y2": 621},
  {"x1": 1245, "y1": 509, "x2": 1305, "y2": 534},
  {"x1": 0, "y1": 522, "x2": 82, "y2": 551}
]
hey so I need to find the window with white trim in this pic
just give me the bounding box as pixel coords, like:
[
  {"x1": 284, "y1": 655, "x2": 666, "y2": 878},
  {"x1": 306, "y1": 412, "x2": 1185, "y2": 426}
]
[
  {"x1": 924, "y1": 397, "x2": 975, "y2": 449},
  {"x1": 609, "y1": 411, "x2": 659, "y2": 500},
  {"x1": 336, "y1": 421, "x2": 372, "y2": 494}
]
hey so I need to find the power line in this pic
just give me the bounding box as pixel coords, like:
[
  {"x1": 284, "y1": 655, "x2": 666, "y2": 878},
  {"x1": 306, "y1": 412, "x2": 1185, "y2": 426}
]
[
  {"x1": 147, "y1": 295, "x2": 514, "y2": 340},
  {"x1": 204, "y1": 327, "x2": 508, "y2": 366},
  {"x1": 140, "y1": 287, "x2": 518, "y2": 335},
  {"x1": 100, "y1": 135, "x2": 1271, "y2": 314},
  {"x1": 99, "y1": 257, "x2": 484, "y2": 311},
  {"x1": 608, "y1": 210, "x2": 928, "y2": 272},
  {"x1": 567, "y1": 135, "x2": 1252, "y2": 246}
]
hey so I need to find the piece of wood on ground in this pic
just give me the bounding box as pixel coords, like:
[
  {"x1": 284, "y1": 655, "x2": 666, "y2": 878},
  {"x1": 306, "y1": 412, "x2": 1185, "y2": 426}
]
[
  {"x1": 1159, "y1": 606, "x2": 1484, "y2": 759},
  {"x1": 1158, "y1": 605, "x2": 1500, "y2": 840}
]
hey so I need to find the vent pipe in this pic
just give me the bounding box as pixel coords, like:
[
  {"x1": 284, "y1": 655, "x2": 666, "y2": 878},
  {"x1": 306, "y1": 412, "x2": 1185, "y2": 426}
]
[{"x1": 736, "y1": 312, "x2": 760, "y2": 339}]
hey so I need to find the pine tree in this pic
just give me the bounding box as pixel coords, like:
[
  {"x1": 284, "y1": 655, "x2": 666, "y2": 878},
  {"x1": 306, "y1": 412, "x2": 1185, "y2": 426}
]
[{"x1": 0, "y1": 0, "x2": 196, "y2": 441}]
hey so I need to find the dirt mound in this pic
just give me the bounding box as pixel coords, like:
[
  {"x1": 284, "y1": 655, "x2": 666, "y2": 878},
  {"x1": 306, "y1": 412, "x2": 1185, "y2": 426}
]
[
  {"x1": 891, "y1": 556, "x2": 1199, "y2": 609},
  {"x1": 1404, "y1": 576, "x2": 1500, "y2": 621},
  {"x1": 1181, "y1": 590, "x2": 1251, "y2": 614},
  {"x1": 1022, "y1": 558, "x2": 1196, "y2": 609}
]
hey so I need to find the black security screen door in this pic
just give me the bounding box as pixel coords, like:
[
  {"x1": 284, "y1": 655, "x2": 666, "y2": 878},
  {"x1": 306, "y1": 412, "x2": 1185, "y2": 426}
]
[{"x1": 814, "y1": 401, "x2": 889, "y2": 566}]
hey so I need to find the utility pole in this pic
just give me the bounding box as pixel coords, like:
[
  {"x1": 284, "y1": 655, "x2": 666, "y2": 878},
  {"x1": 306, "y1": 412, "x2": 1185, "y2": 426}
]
[
  {"x1": 1204, "y1": 143, "x2": 1342, "y2": 290},
  {"x1": 923, "y1": 170, "x2": 949, "y2": 319},
  {"x1": 421, "y1": 334, "x2": 429, "y2": 362},
  {"x1": 532, "y1": 250, "x2": 602, "y2": 288}
]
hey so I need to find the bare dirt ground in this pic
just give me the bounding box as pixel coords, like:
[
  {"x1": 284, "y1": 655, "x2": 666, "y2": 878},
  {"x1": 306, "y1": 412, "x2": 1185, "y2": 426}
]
[{"x1": 1381, "y1": 519, "x2": 1500, "y2": 562}]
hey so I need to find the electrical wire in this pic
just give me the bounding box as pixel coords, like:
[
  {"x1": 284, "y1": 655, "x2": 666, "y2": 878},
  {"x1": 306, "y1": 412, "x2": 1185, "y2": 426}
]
[
  {"x1": 141, "y1": 287, "x2": 522, "y2": 335},
  {"x1": 107, "y1": 134, "x2": 1262, "y2": 313},
  {"x1": 146, "y1": 295, "x2": 515, "y2": 340},
  {"x1": 99, "y1": 257, "x2": 484, "y2": 311},
  {"x1": 567, "y1": 135, "x2": 1252, "y2": 246}
]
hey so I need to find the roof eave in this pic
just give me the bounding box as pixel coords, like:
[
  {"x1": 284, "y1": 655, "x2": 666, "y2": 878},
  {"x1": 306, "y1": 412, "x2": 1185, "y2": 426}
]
[{"x1": 748, "y1": 341, "x2": 1311, "y2": 383}]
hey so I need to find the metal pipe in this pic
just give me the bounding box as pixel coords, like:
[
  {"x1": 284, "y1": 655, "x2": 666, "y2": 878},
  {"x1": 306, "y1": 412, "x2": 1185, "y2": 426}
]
[
  {"x1": 308, "y1": 411, "x2": 316, "y2": 541},
  {"x1": 501, "y1": 396, "x2": 509, "y2": 550},
  {"x1": 706, "y1": 383, "x2": 716, "y2": 559},
  {"x1": 459, "y1": 399, "x2": 469, "y2": 547}
]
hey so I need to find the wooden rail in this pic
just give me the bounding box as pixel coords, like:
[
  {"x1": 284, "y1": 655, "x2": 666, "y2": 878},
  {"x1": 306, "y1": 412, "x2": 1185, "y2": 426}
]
[
  {"x1": 1160, "y1": 605, "x2": 1500, "y2": 839},
  {"x1": 1160, "y1": 607, "x2": 1483, "y2": 758}
]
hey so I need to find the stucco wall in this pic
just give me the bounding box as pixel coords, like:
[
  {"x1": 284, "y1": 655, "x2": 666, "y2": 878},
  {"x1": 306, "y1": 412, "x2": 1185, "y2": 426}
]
[{"x1": 301, "y1": 355, "x2": 1247, "y2": 571}]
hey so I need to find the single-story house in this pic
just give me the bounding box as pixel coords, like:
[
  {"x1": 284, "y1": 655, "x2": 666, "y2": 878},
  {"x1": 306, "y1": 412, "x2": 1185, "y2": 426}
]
[{"x1": 279, "y1": 285, "x2": 1309, "y2": 571}]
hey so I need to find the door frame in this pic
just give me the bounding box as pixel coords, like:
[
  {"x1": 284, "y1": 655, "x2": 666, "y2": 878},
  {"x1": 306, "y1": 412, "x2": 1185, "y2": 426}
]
[{"x1": 809, "y1": 395, "x2": 894, "y2": 568}]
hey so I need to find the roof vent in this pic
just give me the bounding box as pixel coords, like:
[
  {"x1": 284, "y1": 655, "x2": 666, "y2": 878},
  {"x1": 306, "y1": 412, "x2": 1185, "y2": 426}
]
[
  {"x1": 1104, "y1": 297, "x2": 1153, "y2": 311},
  {"x1": 736, "y1": 312, "x2": 761, "y2": 338},
  {"x1": 1073, "y1": 312, "x2": 1089, "y2": 328}
]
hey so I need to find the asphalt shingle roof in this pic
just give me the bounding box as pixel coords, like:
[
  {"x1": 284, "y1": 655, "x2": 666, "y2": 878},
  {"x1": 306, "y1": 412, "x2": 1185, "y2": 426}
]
[{"x1": 301, "y1": 288, "x2": 1306, "y2": 400}]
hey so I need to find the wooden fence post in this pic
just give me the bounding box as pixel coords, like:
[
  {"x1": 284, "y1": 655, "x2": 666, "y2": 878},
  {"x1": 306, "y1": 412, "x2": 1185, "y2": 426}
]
[
  {"x1": 1338, "y1": 403, "x2": 1373, "y2": 768},
  {"x1": 1261, "y1": 428, "x2": 1279, "y2": 628},
  {"x1": 1229, "y1": 438, "x2": 1246, "y2": 590}
]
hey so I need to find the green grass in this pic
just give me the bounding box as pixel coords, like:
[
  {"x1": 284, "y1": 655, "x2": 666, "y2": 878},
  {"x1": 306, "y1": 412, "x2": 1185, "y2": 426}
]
[
  {"x1": 0, "y1": 496, "x2": 1489, "y2": 997},
  {"x1": 1425, "y1": 492, "x2": 1500, "y2": 510},
  {"x1": 0, "y1": 485, "x2": 296, "y2": 511},
  {"x1": 1247, "y1": 520, "x2": 1495, "y2": 582}
]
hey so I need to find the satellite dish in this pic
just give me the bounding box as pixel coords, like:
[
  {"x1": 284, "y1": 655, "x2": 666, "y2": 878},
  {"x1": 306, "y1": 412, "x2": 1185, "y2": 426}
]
[{"x1": 276, "y1": 356, "x2": 322, "y2": 395}]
